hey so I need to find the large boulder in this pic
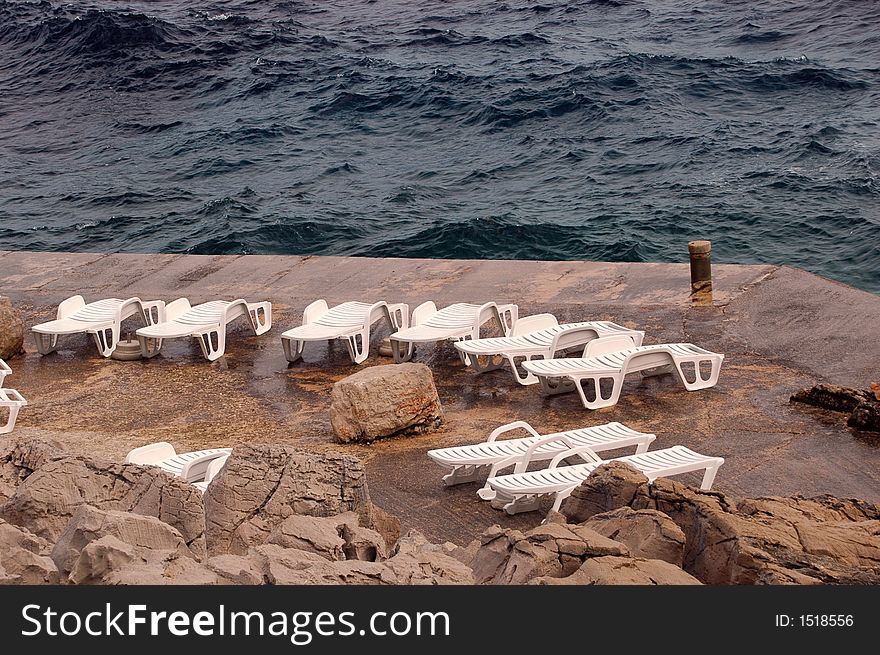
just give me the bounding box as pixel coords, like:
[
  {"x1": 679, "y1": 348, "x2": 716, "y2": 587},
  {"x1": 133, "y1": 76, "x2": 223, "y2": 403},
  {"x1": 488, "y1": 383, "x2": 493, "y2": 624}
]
[
  {"x1": 203, "y1": 444, "x2": 372, "y2": 556},
  {"x1": 582, "y1": 507, "x2": 686, "y2": 567},
  {"x1": 561, "y1": 465, "x2": 880, "y2": 585},
  {"x1": 0, "y1": 456, "x2": 206, "y2": 558},
  {"x1": 465, "y1": 523, "x2": 629, "y2": 584},
  {"x1": 0, "y1": 518, "x2": 59, "y2": 584},
  {"x1": 0, "y1": 297, "x2": 25, "y2": 360},
  {"x1": 51, "y1": 505, "x2": 194, "y2": 579},
  {"x1": 329, "y1": 363, "x2": 443, "y2": 443},
  {"x1": 534, "y1": 556, "x2": 701, "y2": 585},
  {"x1": 560, "y1": 462, "x2": 649, "y2": 523}
]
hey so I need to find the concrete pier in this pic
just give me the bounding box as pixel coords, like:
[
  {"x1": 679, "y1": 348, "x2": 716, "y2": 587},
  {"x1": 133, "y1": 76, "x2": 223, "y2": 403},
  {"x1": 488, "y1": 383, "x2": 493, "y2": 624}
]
[{"x1": 1, "y1": 250, "x2": 878, "y2": 545}]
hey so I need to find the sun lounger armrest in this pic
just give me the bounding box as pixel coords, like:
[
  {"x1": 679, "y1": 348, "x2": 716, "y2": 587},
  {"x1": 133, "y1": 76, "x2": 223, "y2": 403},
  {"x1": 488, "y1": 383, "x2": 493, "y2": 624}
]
[
  {"x1": 548, "y1": 445, "x2": 603, "y2": 469},
  {"x1": 513, "y1": 434, "x2": 579, "y2": 473},
  {"x1": 57, "y1": 295, "x2": 86, "y2": 320},
  {"x1": 486, "y1": 421, "x2": 542, "y2": 442}
]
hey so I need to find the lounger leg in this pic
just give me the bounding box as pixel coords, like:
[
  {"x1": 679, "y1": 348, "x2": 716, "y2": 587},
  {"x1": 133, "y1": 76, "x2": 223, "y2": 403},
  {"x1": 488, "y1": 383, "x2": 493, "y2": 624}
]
[
  {"x1": 282, "y1": 337, "x2": 305, "y2": 363},
  {"x1": 442, "y1": 464, "x2": 490, "y2": 487},
  {"x1": 699, "y1": 464, "x2": 720, "y2": 490},
  {"x1": 509, "y1": 355, "x2": 539, "y2": 385},
  {"x1": 391, "y1": 339, "x2": 413, "y2": 364},
  {"x1": 92, "y1": 326, "x2": 119, "y2": 357},
  {"x1": 499, "y1": 495, "x2": 543, "y2": 515},
  {"x1": 137, "y1": 335, "x2": 163, "y2": 358},
  {"x1": 0, "y1": 405, "x2": 21, "y2": 435},
  {"x1": 346, "y1": 332, "x2": 368, "y2": 364},
  {"x1": 198, "y1": 330, "x2": 226, "y2": 361},
  {"x1": 673, "y1": 356, "x2": 721, "y2": 391},
  {"x1": 575, "y1": 374, "x2": 622, "y2": 410},
  {"x1": 539, "y1": 375, "x2": 575, "y2": 396},
  {"x1": 33, "y1": 332, "x2": 59, "y2": 355},
  {"x1": 248, "y1": 304, "x2": 272, "y2": 335},
  {"x1": 469, "y1": 353, "x2": 507, "y2": 373}
]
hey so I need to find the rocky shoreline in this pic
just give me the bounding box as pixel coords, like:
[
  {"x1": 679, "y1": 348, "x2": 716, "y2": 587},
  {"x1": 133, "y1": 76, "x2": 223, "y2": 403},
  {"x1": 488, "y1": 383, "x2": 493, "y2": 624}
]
[{"x1": 2, "y1": 438, "x2": 877, "y2": 585}]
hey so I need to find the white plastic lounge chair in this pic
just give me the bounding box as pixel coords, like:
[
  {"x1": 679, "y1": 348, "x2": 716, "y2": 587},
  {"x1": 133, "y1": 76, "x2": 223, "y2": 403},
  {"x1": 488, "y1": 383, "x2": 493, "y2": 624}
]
[
  {"x1": 281, "y1": 299, "x2": 409, "y2": 364},
  {"x1": 389, "y1": 301, "x2": 518, "y2": 364},
  {"x1": 427, "y1": 420, "x2": 655, "y2": 498},
  {"x1": 0, "y1": 358, "x2": 11, "y2": 387},
  {"x1": 0, "y1": 388, "x2": 27, "y2": 435},
  {"x1": 31, "y1": 295, "x2": 165, "y2": 357},
  {"x1": 453, "y1": 313, "x2": 645, "y2": 385},
  {"x1": 522, "y1": 340, "x2": 724, "y2": 409},
  {"x1": 487, "y1": 444, "x2": 725, "y2": 516},
  {"x1": 193, "y1": 454, "x2": 230, "y2": 492},
  {"x1": 135, "y1": 298, "x2": 272, "y2": 361},
  {"x1": 124, "y1": 442, "x2": 233, "y2": 483}
]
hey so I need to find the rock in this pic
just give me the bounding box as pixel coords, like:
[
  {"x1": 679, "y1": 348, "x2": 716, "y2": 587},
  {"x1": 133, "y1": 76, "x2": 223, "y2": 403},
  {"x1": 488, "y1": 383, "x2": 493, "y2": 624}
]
[
  {"x1": 631, "y1": 479, "x2": 880, "y2": 585},
  {"x1": 203, "y1": 444, "x2": 372, "y2": 556},
  {"x1": 265, "y1": 515, "x2": 347, "y2": 561},
  {"x1": 790, "y1": 383, "x2": 874, "y2": 413},
  {"x1": 384, "y1": 550, "x2": 474, "y2": 584},
  {"x1": 340, "y1": 522, "x2": 387, "y2": 562},
  {"x1": 0, "y1": 438, "x2": 67, "y2": 503},
  {"x1": 534, "y1": 556, "x2": 701, "y2": 585},
  {"x1": 329, "y1": 363, "x2": 443, "y2": 443},
  {"x1": 872, "y1": 383, "x2": 880, "y2": 401},
  {"x1": 101, "y1": 549, "x2": 220, "y2": 585},
  {"x1": 583, "y1": 507, "x2": 686, "y2": 567},
  {"x1": 848, "y1": 401, "x2": 880, "y2": 432},
  {"x1": 464, "y1": 522, "x2": 629, "y2": 584},
  {"x1": 68, "y1": 535, "x2": 137, "y2": 585},
  {"x1": 560, "y1": 462, "x2": 650, "y2": 523},
  {"x1": 264, "y1": 512, "x2": 386, "y2": 562},
  {"x1": 51, "y1": 505, "x2": 194, "y2": 578},
  {"x1": 205, "y1": 554, "x2": 265, "y2": 585},
  {"x1": 0, "y1": 518, "x2": 59, "y2": 584},
  {"x1": 369, "y1": 504, "x2": 401, "y2": 552},
  {"x1": 0, "y1": 456, "x2": 206, "y2": 557},
  {"x1": 0, "y1": 297, "x2": 25, "y2": 360},
  {"x1": 252, "y1": 544, "x2": 395, "y2": 585}
]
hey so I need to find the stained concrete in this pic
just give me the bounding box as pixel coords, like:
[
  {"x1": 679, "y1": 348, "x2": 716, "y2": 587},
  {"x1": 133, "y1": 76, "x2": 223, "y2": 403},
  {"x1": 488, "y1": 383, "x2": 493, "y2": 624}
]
[{"x1": 0, "y1": 250, "x2": 878, "y2": 546}]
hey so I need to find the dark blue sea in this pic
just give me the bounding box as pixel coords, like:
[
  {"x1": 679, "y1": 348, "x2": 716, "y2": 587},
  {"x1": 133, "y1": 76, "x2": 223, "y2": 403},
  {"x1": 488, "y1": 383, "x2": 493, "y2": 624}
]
[{"x1": 1, "y1": 0, "x2": 878, "y2": 293}]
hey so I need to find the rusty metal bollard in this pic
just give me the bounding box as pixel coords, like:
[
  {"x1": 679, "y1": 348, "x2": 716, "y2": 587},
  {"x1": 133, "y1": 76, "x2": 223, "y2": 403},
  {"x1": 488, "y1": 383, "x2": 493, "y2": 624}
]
[{"x1": 688, "y1": 240, "x2": 713, "y2": 304}]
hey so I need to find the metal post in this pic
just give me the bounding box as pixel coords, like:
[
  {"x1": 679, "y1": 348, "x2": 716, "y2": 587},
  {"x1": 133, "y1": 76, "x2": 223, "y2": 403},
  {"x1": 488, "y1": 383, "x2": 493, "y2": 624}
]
[{"x1": 688, "y1": 240, "x2": 712, "y2": 303}]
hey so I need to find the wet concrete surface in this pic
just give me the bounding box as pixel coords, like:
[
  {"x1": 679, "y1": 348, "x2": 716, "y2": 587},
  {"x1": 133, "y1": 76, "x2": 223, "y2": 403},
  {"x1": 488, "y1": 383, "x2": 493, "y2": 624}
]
[{"x1": 1, "y1": 251, "x2": 878, "y2": 546}]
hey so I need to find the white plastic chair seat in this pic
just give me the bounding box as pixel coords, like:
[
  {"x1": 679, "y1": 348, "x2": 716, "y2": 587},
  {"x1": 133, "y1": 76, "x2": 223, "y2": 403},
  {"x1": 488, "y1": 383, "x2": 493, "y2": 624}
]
[
  {"x1": 389, "y1": 301, "x2": 518, "y2": 364},
  {"x1": 427, "y1": 420, "x2": 655, "y2": 495},
  {"x1": 455, "y1": 320, "x2": 645, "y2": 385},
  {"x1": 522, "y1": 342, "x2": 724, "y2": 409},
  {"x1": 487, "y1": 445, "x2": 725, "y2": 516},
  {"x1": 0, "y1": 388, "x2": 27, "y2": 435},
  {"x1": 31, "y1": 295, "x2": 165, "y2": 357},
  {"x1": 136, "y1": 298, "x2": 272, "y2": 361},
  {"x1": 124, "y1": 442, "x2": 232, "y2": 483},
  {"x1": 281, "y1": 300, "x2": 408, "y2": 364}
]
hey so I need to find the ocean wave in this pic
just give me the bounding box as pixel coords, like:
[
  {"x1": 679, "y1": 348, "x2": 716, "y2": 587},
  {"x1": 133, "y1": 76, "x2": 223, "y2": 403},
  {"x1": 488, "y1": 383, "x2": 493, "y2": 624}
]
[{"x1": 0, "y1": 0, "x2": 878, "y2": 293}]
